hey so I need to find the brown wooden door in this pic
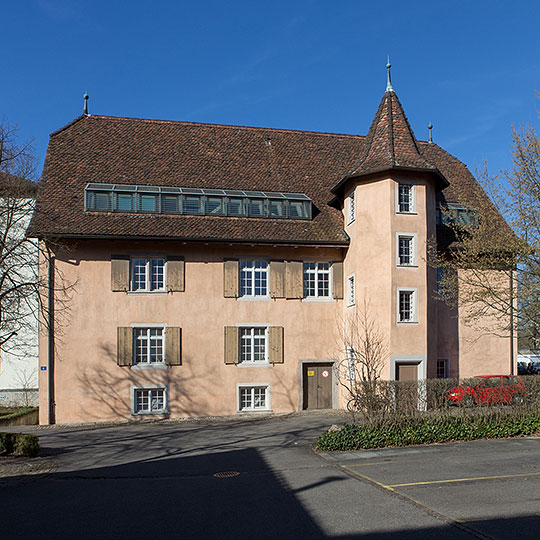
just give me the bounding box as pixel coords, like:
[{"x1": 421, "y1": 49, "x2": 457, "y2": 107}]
[
  {"x1": 396, "y1": 364, "x2": 417, "y2": 381},
  {"x1": 303, "y1": 363, "x2": 333, "y2": 409},
  {"x1": 396, "y1": 363, "x2": 418, "y2": 412}
]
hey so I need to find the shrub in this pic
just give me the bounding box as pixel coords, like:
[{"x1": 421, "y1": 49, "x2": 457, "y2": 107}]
[
  {"x1": 0, "y1": 432, "x2": 15, "y2": 454},
  {"x1": 316, "y1": 410, "x2": 540, "y2": 451},
  {"x1": 0, "y1": 432, "x2": 39, "y2": 457},
  {"x1": 13, "y1": 434, "x2": 40, "y2": 457}
]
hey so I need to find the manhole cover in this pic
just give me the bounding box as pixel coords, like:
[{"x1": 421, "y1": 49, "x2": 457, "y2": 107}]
[{"x1": 213, "y1": 471, "x2": 240, "y2": 478}]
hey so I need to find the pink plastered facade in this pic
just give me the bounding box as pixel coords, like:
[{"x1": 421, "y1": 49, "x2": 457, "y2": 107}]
[{"x1": 33, "y1": 87, "x2": 516, "y2": 424}]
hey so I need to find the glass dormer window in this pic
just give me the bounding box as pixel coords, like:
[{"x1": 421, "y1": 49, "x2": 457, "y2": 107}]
[{"x1": 85, "y1": 183, "x2": 313, "y2": 220}]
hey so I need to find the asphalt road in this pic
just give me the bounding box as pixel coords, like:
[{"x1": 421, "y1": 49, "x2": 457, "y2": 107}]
[{"x1": 2, "y1": 414, "x2": 540, "y2": 539}]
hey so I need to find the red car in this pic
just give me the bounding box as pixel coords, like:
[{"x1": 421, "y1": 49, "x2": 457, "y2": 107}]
[{"x1": 446, "y1": 375, "x2": 526, "y2": 405}]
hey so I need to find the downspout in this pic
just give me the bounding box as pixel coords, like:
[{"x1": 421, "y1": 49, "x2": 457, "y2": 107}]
[
  {"x1": 47, "y1": 244, "x2": 55, "y2": 424},
  {"x1": 510, "y1": 270, "x2": 514, "y2": 376}
]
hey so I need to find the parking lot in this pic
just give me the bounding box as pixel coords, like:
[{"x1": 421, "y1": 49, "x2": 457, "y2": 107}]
[
  {"x1": 2, "y1": 414, "x2": 540, "y2": 539},
  {"x1": 321, "y1": 436, "x2": 540, "y2": 539}
]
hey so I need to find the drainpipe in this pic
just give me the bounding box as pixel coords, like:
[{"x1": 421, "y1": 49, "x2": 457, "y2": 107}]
[
  {"x1": 510, "y1": 270, "x2": 514, "y2": 376},
  {"x1": 47, "y1": 245, "x2": 55, "y2": 424}
]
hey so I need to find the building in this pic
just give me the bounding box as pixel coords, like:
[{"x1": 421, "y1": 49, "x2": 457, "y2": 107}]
[
  {"x1": 0, "y1": 173, "x2": 39, "y2": 407},
  {"x1": 28, "y1": 75, "x2": 514, "y2": 424}
]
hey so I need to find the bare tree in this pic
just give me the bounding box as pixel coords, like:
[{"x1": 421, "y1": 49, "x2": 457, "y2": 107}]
[
  {"x1": 335, "y1": 298, "x2": 389, "y2": 422},
  {"x1": 0, "y1": 121, "x2": 41, "y2": 356},
  {"x1": 430, "y1": 104, "x2": 540, "y2": 344}
]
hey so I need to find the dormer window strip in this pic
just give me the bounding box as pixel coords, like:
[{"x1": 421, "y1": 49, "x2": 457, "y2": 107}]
[
  {"x1": 436, "y1": 202, "x2": 478, "y2": 228},
  {"x1": 85, "y1": 183, "x2": 312, "y2": 220}
]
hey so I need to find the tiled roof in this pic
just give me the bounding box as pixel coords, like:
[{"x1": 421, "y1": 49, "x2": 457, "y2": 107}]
[
  {"x1": 333, "y1": 91, "x2": 447, "y2": 193},
  {"x1": 27, "y1": 107, "x2": 501, "y2": 246}
]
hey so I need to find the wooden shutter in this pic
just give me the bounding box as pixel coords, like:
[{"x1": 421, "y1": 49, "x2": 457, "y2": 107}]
[
  {"x1": 117, "y1": 327, "x2": 132, "y2": 366},
  {"x1": 111, "y1": 255, "x2": 130, "y2": 292},
  {"x1": 223, "y1": 260, "x2": 239, "y2": 298},
  {"x1": 166, "y1": 327, "x2": 182, "y2": 365},
  {"x1": 224, "y1": 326, "x2": 239, "y2": 364},
  {"x1": 269, "y1": 326, "x2": 284, "y2": 364},
  {"x1": 332, "y1": 261, "x2": 344, "y2": 299},
  {"x1": 270, "y1": 261, "x2": 285, "y2": 298},
  {"x1": 167, "y1": 257, "x2": 185, "y2": 292},
  {"x1": 285, "y1": 261, "x2": 303, "y2": 299}
]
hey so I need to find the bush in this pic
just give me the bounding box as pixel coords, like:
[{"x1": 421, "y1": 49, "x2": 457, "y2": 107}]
[
  {"x1": 13, "y1": 434, "x2": 40, "y2": 457},
  {"x1": 0, "y1": 432, "x2": 15, "y2": 454},
  {"x1": 0, "y1": 432, "x2": 39, "y2": 457},
  {"x1": 316, "y1": 410, "x2": 540, "y2": 451}
]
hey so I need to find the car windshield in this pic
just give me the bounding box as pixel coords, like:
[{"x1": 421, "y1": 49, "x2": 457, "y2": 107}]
[{"x1": 481, "y1": 377, "x2": 502, "y2": 387}]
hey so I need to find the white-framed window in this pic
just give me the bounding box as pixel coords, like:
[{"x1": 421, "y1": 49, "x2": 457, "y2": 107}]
[
  {"x1": 346, "y1": 346, "x2": 356, "y2": 381},
  {"x1": 397, "y1": 288, "x2": 417, "y2": 323},
  {"x1": 347, "y1": 191, "x2": 355, "y2": 224},
  {"x1": 134, "y1": 327, "x2": 165, "y2": 364},
  {"x1": 132, "y1": 386, "x2": 168, "y2": 415},
  {"x1": 237, "y1": 384, "x2": 270, "y2": 411},
  {"x1": 239, "y1": 260, "x2": 268, "y2": 297},
  {"x1": 239, "y1": 327, "x2": 268, "y2": 364},
  {"x1": 437, "y1": 358, "x2": 449, "y2": 379},
  {"x1": 131, "y1": 257, "x2": 166, "y2": 291},
  {"x1": 303, "y1": 262, "x2": 331, "y2": 298},
  {"x1": 396, "y1": 183, "x2": 415, "y2": 213},
  {"x1": 347, "y1": 274, "x2": 355, "y2": 307},
  {"x1": 436, "y1": 267, "x2": 446, "y2": 294},
  {"x1": 397, "y1": 234, "x2": 416, "y2": 266}
]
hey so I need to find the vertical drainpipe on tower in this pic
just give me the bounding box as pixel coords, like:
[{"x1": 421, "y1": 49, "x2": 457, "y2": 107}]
[
  {"x1": 47, "y1": 245, "x2": 55, "y2": 424},
  {"x1": 510, "y1": 270, "x2": 514, "y2": 376}
]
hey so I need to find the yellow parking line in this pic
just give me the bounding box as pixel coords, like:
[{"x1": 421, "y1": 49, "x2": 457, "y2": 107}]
[
  {"x1": 389, "y1": 471, "x2": 540, "y2": 488},
  {"x1": 343, "y1": 461, "x2": 392, "y2": 467},
  {"x1": 341, "y1": 465, "x2": 395, "y2": 491}
]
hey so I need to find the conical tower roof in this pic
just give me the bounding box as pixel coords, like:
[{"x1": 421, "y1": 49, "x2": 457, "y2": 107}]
[
  {"x1": 351, "y1": 90, "x2": 438, "y2": 176},
  {"x1": 331, "y1": 87, "x2": 448, "y2": 196}
]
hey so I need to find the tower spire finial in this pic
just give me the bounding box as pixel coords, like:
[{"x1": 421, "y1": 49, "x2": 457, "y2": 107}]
[
  {"x1": 386, "y1": 56, "x2": 394, "y2": 92},
  {"x1": 428, "y1": 122, "x2": 433, "y2": 143},
  {"x1": 83, "y1": 92, "x2": 89, "y2": 115}
]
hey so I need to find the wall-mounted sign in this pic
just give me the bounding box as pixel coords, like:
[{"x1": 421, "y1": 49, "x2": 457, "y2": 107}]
[
  {"x1": 322, "y1": 370, "x2": 329, "y2": 378},
  {"x1": 40, "y1": 366, "x2": 47, "y2": 371},
  {"x1": 307, "y1": 370, "x2": 315, "y2": 376}
]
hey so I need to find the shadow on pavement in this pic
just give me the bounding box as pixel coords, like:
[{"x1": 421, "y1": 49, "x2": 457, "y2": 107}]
[{"x1": 3, "y1": 443, "x2": 539, "y2": 539}]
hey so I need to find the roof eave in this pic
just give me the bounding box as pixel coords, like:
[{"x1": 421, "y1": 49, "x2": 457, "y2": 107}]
[
  {"x1": 31, "y1": 232, "x2": 350, "y2": 247},
  {"x1": 330, "y1": 165, "x2": 450, "y2": 198}
]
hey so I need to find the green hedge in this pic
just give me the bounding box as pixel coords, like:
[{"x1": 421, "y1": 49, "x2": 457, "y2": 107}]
[
  {"x1": 316, "y1": 410, "x2": 540, "y2": 451},
  {"x1": 0, "y1": 407, "x2": 38, "y2": 422},
  {"x1": 0, "y1": 432, "x2": 40, "y2": 457}
]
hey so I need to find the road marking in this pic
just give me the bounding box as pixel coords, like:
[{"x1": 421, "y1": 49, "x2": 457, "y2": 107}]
[
  {"x1": 341, "y1": 461, "x2": 392, "y2": 467},
  {"x1": 340, "y1": 465, "x2": 496, "y2": 539},
  {"x1": 341, "y1": 465, "x2": 394, "y2": 491},
  {"x1": 389, "y1": 471, "x2": 540, "y2": 488}
]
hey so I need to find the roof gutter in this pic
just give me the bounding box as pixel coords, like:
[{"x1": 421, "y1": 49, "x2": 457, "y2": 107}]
[
  {"x1": 30, "y1": 233, "x2": 350, "y2": 248},
  {"x1": 330, "y1": 165, "x2": 450, "y2": 199}
]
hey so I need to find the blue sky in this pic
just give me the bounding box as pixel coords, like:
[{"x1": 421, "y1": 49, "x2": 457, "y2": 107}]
[{"x1": 2, "y1": 0, "x2": 540, "y2": 180}]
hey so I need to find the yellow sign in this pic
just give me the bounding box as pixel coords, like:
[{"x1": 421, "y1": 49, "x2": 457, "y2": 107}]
[{"x1": 307, "y1": 370, "x2": 315, "y2": 376}]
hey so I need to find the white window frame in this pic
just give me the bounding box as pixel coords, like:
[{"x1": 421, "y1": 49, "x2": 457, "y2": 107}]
[
  {"x1": 303, "y1": 262, "x2": 332, "y2": 300},
  {"x1": 237, "y1": 325, "x2": 269, "y2": 366},
  {"x1": 131, "y1": 386, "x2": 168, "y2": 415},
  {"x1": 397, "y1": 288, "x2": 417, "y2": 323},
  {"x1": 396, "y1": 233, "x2": 417, "y2": 267},
  {"x1": 347, "y1": 274, "x2": 355, "y2": 307},
  {"x1": 395, "y1": 183, "x2": 416, "y2": 214},
  {"x1": 437, "y1": 358, "x2": 449, "y2": 379},
  {"x1": 237, "y1": 383, "x2": 271, "y2": 411},
  {"x1": 130, "y1": 324, "x2": 168, "y2": 368},
  {"x1": 436, "y1": 267, "x2": 445, "y2": 294},
  {"x1": 347, "y1": 190, "x2": 355, "y2": 225},
  {"x1": 239, "y1": 260, "x2": 269, "y2": 299},
  {"x1": 130, "y1": 256, "x2": 167, "y2": 292}
]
